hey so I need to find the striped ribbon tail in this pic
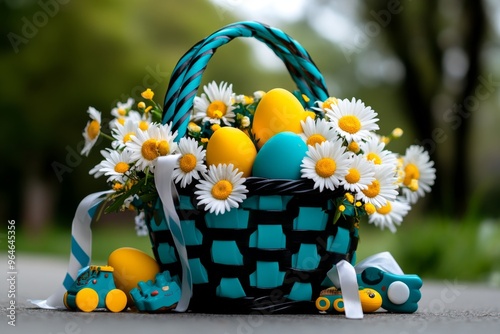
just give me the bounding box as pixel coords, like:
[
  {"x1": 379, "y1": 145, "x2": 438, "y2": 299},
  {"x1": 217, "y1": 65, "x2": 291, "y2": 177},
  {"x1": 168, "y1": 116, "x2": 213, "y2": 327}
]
[
  {"x1": 29, "y1": 190, "x2": 112, "y2": 309},
  {"x1": 154, "y1": 155, "x2": 192, "y2": 312}
]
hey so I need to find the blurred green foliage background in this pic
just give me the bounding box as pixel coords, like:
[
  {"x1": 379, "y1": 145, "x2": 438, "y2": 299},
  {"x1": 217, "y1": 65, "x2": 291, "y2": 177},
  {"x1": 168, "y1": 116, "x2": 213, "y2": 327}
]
[{"x1": 1, "y1": 0, "x2": 500, "y2": 282}]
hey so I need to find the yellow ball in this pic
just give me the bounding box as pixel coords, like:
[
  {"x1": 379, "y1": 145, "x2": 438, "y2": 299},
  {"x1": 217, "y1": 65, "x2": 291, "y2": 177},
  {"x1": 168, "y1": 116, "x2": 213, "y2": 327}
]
[
  {"x1": 206, "y1": 127, "x2": 257, "y2": 177},
  {"x1": 252, "y1": 88, "x2": 310, "y2": 148},
  {"x1": 107, "y1": 247, "x2": 160, "y2": 306}
]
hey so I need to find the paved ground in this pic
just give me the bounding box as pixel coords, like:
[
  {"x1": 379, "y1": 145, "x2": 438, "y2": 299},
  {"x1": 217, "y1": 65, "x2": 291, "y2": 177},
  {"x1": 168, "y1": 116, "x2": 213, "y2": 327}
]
[{"x1": 1, "y1": 254, "x2": 499, "y2": 333}]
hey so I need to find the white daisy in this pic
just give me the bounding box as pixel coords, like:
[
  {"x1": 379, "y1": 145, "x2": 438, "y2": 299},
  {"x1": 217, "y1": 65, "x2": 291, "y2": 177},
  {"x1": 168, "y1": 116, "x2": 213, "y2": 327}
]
[
  {"x1": 193, "y1": 81, "x2": 236, "y2": 126},
  {"x1": 81, "y1": 107, "x2": 101, "y2": 156},
  {"x1": 172, "y1": 137, "x2": 207, "y2": 188},
  {"x1": 111, "y1": 97, "x2": 135, "y2": 119},
  {"x1": 89, "y1": 149, "x2": 109, "y2": 179},
  {"x1": 94, "y1": 149, "x2": 134, "y2": 183},
  {"x1": 126, "y1": 122, "x2": 178, "y2": 172},
  {"x1": 360, "y1": 135, "x2": 398, "y2": 169},
  {"x1": 300, "y1": 140, "x2": 351, "y2": 192},
  {"x1": 400, "y1": 145, "x2": 436, "y2": 204},
  {"x1": 368, "y1": 197, "x2": 412, "y2": 233},
  {"x1": 134, "y1": 211, "x2": 149, "y2": 236},
  {"x1": 194, "y1": 163, "x2": 248, "y2": 215},
  {"x1": 341, "y1": 153, "x2": 376, "y2": 193},
  {"x1": 325, "y1": 98, "x2": 379, "y2": 143},
  {"x1": 111, "y1": 119, "x2": 138, "y2": 149},
  {"x1": 356, "y1": 164, "x2": 398, "y2": 208},
  {"x1": 300, "y1": 117, "x2": 338, "y2": 147}
]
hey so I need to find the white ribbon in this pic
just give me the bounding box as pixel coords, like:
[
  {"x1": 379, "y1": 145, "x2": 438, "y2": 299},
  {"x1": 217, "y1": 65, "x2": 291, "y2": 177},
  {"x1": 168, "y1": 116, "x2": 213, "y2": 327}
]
[
  {"x1": 354, "y1": 251, "x2": 404, "y2": 276},
  {"x1": 327, "y1": 252, "x2": 405, "y2": 319},
  {"x1": 327, "y1": 260, "x2": 363, "y2": 319},
  {"x1": 154, "y1": 154, "x2": 192, "y2": 312},
  {"x1": 30, "y1": 190, "x2": 112, "y2": 309}
]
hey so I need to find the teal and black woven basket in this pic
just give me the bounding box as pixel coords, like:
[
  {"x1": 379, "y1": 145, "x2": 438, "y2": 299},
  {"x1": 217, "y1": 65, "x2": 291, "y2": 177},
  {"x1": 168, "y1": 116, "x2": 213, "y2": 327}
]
[{"x1": 147, "y1": 21, "x2": 359, "y2": 314}]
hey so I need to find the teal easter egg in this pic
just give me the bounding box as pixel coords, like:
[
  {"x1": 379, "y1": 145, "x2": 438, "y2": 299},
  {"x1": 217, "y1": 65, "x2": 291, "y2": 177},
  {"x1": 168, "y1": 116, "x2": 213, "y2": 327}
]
[{"x1": 252, "y1": 132, "x2": 308, "y2": 179}]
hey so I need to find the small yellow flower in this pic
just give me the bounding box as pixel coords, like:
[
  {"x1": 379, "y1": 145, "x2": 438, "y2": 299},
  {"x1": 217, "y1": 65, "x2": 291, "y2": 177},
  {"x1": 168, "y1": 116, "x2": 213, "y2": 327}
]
[
  {"x1": 188, "y1": 122, "x2": 201, "y2": 134},
  {"x1": 322, "y1": 97, "x2": 338, "y2": 110},
  {"x1": 392, "y1": 127, "x2": 403, "y2": 138},
  {"x1": 240, "y1": 116, "x2": 251, "y2": 128},
  {"x1": 344, "y1": 193, "x2": 354, "y2": 204},
  {"x1": 355, "y1": 201, "x2": 362, "y2": 207},
  {"x1": 364, "y1": 203, "x2": 376, "y2": 215},
  {"x1": 201, "y1": 138, "x2": 209, "y2": 144},
  {"x1": 137, "y1": 101, "x2": 146, "y2": 109},
  {"x1": 338, "y1": 204, "x2": 346, "y2": 212},
  {"x1": 380, "y1": 136, "x2": 390, "y2": 145},
  {"x1": 141, "y1": 88, "x2": 154, "y2": 100},
  {"x1": 145, "y1": 106, "x2": 153, "y2": 113},
  {"x1": 211, "y1": 124, "x2": 221, "y2": 132}
]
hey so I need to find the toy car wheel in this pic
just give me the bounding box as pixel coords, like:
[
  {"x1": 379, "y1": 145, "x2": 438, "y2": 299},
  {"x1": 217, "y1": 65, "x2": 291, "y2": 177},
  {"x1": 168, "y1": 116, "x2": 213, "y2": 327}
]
[
  {"x1": 333, "y1": 298, "x2": 345, "y2": 313},
  {"x1": 63, "y1": 291, "x2": 75, "y2": 310},
  {"x1": 315, "y1": 297, "x2": 331, "y2": 312},
  {"x1": 75, "y1": 288, "x2": 99, "y2": 312},
  {"x1": 105, "y1": 289, "x2": 128, "y2": 313}
]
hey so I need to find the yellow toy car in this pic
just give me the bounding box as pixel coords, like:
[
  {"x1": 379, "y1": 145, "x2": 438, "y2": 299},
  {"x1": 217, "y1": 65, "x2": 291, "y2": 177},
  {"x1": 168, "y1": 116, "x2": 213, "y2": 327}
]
[{"x1": 315, "y1": 287, "x2": 382, "y2": 313}]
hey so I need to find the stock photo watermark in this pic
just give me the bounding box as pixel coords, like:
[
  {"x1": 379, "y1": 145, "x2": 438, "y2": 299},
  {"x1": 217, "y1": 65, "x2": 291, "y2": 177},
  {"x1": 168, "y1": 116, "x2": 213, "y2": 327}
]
[
  {"x1": 6, "y1": 0, "x2": 72, "y2": 54},
  {"x1": 6, "y1": 219, "x2": 17, "y2": 327},
  {"x1": 415, "y1": 74, "x2": 500, "y2": 155},
  {"x1": 403, "y1": 279, "x2": 466, "y2": 334},
  {"x1": 340, "y1": 0, "x2": 404, "y2": 63}
]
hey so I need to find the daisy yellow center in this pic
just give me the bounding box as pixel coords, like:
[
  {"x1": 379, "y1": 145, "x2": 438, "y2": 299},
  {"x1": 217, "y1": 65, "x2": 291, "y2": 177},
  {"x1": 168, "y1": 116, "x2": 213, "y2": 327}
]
[
  {"x1": 338, "y1": 115, "x2": 361, "y2": 134},
  {"x1": 362, "y1": 180, "x2": 381, "y2": 198},
  {"x1": 118, "y1": 108, "x2": 126, "y2": 116},
  {"x1": 179, "y1": 154, "x2": 197, "y2": 173},
  {"x1": 141, "y1": 139, "x2": 160, "y2": 161},
  {"x1": 376, "y1": 201, "x2": 392, "y2": 215},
  {"x1": 123, "y1": 132, "x2": 135, "y2": 143},
  {"x1": 315, "y1": 158, "x2": 336, "y2": 178},
  {"x1": 345, "y1": 168, "x2": 361, "y2": 184},
  {"x1": 211, "y1": 180, "x2": 233, "y2": 200},
  {"x1": 207, "y1": 101, "x2": 227, "y2": 119},
  {"x1": 403, "y1": 163, "x2": 420, "y2": 186},
  {"x1": 157, "y1": 140, "x2": 170, "y2": 156},
  {"x1": 139, "y1": 121, "x2": 149, "y2": 131},
  {"x1": 117, "y1": 117, "x2": 125, "y2": 126},
  {"x1": 348, "y1": 141, "x2": 360, "y2": 153},
  {"x1": 366, "y1": 152, "x2": 382, "y2": 164},
  {"x1": 307, "y1": 134, "x2": 326, "y2": 147},
  {"x1": 87, "y1": 120, "x2": 100, "y2": 140},
  {"x1": 114, "y1": 162, "x2": 129, "y2": 174}
]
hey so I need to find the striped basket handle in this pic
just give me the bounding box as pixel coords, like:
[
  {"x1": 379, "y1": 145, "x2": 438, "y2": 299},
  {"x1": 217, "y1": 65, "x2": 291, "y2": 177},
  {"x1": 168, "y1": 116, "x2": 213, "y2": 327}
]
[{"x1": 162, "y1": 21, "x2": 330, "y2": 138}]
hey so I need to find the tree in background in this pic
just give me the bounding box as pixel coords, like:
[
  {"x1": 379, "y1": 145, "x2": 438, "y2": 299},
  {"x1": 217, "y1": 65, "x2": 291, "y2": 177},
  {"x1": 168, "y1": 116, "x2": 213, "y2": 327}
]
[{"x1": 369, "y1": 0, "x2": 488, "y2": 217}]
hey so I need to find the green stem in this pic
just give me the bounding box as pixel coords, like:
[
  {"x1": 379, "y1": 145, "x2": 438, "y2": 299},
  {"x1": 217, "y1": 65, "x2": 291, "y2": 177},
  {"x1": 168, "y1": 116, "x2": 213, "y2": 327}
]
[{"x1": 100, "y1": 132, "x2": 115, "y2": 142}]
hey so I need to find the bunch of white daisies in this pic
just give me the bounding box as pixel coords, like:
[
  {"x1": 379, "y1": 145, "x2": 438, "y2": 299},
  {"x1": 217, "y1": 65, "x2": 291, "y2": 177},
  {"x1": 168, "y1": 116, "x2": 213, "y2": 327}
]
[{"x1": 81, "y1": 82, "x2": 435, "y2": 232}]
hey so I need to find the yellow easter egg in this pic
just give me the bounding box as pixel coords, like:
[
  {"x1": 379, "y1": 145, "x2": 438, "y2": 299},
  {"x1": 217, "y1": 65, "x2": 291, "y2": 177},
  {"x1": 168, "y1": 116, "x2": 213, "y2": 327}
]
[
  {"x1": 206, "y1": 127, "x2": 257, "y2": 177},
  {"x1": 108, "y1": 247, "x2": 160, "y2": 306},
  {"x1": 252, "y1": 88, "x2": 310, "y2": 148}
]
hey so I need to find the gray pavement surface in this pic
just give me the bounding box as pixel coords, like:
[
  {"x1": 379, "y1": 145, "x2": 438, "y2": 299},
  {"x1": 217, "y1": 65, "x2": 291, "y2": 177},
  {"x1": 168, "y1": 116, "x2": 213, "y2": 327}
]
[{"x1": 1, "y1": 254, "x2": 500, "y2": 333}]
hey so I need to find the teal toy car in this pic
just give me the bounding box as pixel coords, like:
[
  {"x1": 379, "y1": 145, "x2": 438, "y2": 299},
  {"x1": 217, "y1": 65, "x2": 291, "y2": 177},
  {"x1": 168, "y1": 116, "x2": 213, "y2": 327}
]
[
  {"x1": 357, "y1": 267, "x2": 422, "y2": 313},
  {"x1": 64, "y1": 265, "x2": 128, "y2": 313},
  {"x1": 130, "y1": 270, "x2": 181, "y2": 312}
]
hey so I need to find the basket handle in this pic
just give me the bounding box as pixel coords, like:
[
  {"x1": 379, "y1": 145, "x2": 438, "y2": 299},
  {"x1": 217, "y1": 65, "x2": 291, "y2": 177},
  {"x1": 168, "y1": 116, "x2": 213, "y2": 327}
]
[{"x1": 162, "y1": 21, "x2": 330, "y2": 138}]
